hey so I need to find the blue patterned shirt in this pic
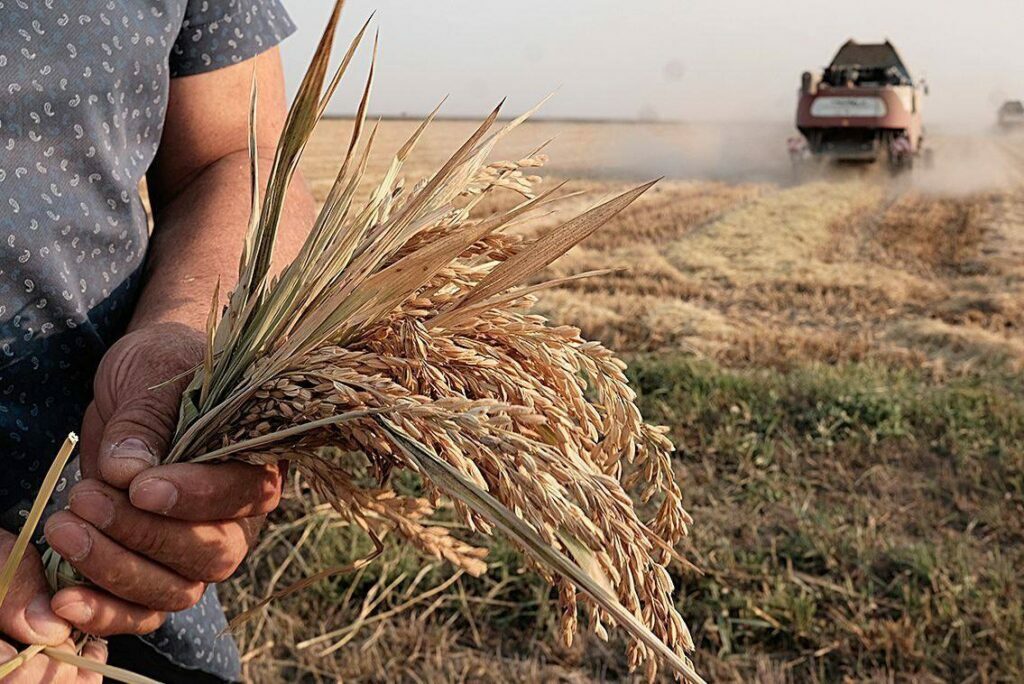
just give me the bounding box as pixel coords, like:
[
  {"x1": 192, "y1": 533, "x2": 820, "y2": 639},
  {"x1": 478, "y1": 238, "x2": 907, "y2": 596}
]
[{"x1": 0, "y1": 1, "x2": 294, "y2": 680}]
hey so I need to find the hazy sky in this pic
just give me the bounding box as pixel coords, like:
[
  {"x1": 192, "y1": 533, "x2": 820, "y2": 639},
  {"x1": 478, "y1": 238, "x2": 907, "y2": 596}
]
[{"x1": 279, "y1": 1, "x2": 1024, "y2": 129}]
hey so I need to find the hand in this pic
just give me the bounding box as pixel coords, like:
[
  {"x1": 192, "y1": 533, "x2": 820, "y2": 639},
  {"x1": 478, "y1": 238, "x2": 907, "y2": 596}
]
[
  {"x1": 44, "y1": 323, "x2": 283, "y2": 636},
  {"x1": 0, "y1": 530, "x2": 107, "y2": 683}
]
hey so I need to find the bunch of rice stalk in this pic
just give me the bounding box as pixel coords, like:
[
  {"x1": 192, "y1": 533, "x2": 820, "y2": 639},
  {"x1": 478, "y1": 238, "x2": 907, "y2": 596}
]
[{"x1": 41, "y1": 3, "x2": 702, "y2": 682}]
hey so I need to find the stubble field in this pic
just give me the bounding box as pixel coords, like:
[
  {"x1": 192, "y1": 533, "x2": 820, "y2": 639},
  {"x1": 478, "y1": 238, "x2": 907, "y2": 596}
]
[{"x1": 225, "y1": 119, "x2": 1024, "y2": 682}]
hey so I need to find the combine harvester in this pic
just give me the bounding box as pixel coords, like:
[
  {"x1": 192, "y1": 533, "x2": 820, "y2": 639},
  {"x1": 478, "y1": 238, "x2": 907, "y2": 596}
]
[
  {"x1": 997, "y1": 100, "x2": 1024, "y2": 130},
  {"x1": 789, "y1": 40, "x2": 929, "y2": 172}
]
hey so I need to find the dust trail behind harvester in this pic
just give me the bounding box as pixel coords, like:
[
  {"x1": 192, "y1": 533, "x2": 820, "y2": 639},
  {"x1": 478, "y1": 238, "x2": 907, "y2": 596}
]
[
  {"x1": 908, "y1": 130, "x2": 1024, "y2": 194},
  {"x1": 573, "y1": 120, "x2": 1024, "y2": 192}
]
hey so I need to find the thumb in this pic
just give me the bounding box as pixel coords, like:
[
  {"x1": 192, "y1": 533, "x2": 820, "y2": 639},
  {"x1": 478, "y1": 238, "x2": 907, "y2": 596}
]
[
  {"x1": 89, "y1": 325, "x2": 203, "y2": 489},
  {"x1": 97, "y1": 389, "x2": 180, "y2": 489},
  {"x1": 0, "y1": 531, "x2": 71, "y2": 646}
]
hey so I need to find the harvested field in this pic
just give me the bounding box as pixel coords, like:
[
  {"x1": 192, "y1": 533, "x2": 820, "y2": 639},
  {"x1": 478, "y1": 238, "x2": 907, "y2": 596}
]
[{"x1": 224, "y1": 120, "x2": 1024, "y2": 682}]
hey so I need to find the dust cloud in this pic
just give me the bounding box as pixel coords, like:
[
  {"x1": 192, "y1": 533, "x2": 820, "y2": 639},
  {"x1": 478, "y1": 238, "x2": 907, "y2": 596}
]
[
  {"x1": 557, "y1": 120, "x2": 1024, "y2": 194},
  {"x1": 566, "y1": 121, "x2": 796, "y2": 184},
  {"x1": 910, "y1": 130, "x2": 1024, "y2": 194}
]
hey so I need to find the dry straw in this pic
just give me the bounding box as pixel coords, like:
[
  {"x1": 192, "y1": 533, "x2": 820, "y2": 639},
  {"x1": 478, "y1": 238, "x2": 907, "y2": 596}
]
[
  {"x1": 0, "y1": 434, "x2": 162, "y2": 684},
  {"x1": 20, "y1": 1, "x2": 703, "y2": 681}
]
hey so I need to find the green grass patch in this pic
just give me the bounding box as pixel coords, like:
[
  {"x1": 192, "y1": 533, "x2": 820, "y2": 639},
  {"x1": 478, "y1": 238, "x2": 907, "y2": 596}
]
[{"x1": 628, "y1": 355, "x2": 1024, "y2": 681}]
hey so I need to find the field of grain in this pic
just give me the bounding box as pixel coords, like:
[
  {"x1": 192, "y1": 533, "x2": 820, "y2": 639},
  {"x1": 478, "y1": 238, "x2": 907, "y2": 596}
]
[{"x1": 225, "y1": 120, "x2": 1024, "y2": 682}]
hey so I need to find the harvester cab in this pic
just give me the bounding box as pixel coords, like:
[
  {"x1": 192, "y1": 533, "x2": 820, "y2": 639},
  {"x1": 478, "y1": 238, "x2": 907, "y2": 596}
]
[
  {"x1": 792, "y1": 39, "x2": 927, "y2": 171},
  {"x1": 998, "y1": 100, "x2": 1024, "y2": 130}
]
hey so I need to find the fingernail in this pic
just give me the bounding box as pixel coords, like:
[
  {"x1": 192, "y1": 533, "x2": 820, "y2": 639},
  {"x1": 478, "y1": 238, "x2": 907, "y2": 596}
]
[
  {"x1": 131, "y1": 477, "x2": 178, "y2": 513},
  {"x1": 53, "y1": 600, "x2": 93, "y2": 624},
  {"x1": 109, "y1": 437, "x2": 158, "y2": 467},
  {"x1": 70, "y1": 490, "x2": 115, "y2": 529},
  {"x1": 25, "y1": 594, "x2": 70, "y2": 642},
  {"x1": 0, "y1": 640, "x2": 16, "y2": 661},
  {"x1": 46, "y1": 521, "x2": 92, "y2": 561}
]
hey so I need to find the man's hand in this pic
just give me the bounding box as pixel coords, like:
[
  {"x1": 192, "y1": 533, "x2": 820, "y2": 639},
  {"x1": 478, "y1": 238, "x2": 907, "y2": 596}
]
[
  {"x1": 0, "y1": 530, "x2": 107, "y2": 683},
  {"x1": 43, "y1": 324, "x2": 282, "y2": 636}
]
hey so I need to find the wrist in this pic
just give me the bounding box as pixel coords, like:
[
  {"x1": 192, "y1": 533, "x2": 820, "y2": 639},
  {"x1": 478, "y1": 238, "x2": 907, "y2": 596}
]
[
  {"x1": 126, "y1": 319, "x2": 203, "y2": 335},
  {"x1": 126, "y1": 290, "x2": 219, "y2": 334}
]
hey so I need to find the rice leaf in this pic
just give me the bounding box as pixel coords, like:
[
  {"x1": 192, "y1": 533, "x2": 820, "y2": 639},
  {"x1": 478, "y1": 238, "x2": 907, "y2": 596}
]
[
  {"x1": 243, "y1": 0, "x2": 344, "y2": 293},
  {"x1": 333, "y1": 183, "x2": 571, "y2": 338},
  {"x1": 451, "y1": 180, "x2": 657, "y2": 312},
  {"x1": 316, "y1": 13, "x2": 375, "y2": 120},
  {"x1": 0, "y1": 433, "x2": 77, "y2": 607},
  {"x1": 41, "y1": 647, "x2": 162, "y2": 684},
  {"x1": 428, "y1": 267, "x2": 621, "y2": 329},
  {"x1": 0, "y1": 644, "x2": 45, "y2": 680},
  {"x1": 381, "y1": 419, "x2": 705, "y2": 684},
  {"x1": 199, "y1": 278, "x2": 221, "y2": 407}
]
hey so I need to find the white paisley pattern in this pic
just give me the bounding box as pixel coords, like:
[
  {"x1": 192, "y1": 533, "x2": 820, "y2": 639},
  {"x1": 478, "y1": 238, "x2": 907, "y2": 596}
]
[{"x1": 0, "y1": 1, "x2": 293, "y2": 680}]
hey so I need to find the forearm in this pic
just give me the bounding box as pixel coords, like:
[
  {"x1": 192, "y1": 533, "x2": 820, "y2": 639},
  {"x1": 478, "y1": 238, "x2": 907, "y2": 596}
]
[{"x1": 130, "y1": 151, "x2": 315, "y2": 332}]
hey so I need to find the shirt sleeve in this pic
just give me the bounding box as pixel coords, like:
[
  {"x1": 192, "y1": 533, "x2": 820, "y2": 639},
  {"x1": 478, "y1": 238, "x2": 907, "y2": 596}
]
[{"x1": 169, "y1": 0, "x2": 296, "y2": 78}]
